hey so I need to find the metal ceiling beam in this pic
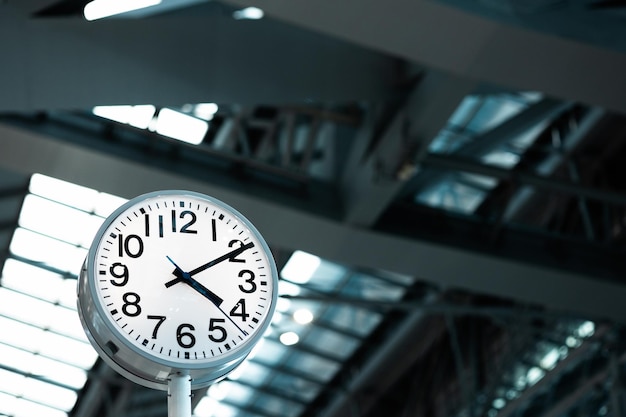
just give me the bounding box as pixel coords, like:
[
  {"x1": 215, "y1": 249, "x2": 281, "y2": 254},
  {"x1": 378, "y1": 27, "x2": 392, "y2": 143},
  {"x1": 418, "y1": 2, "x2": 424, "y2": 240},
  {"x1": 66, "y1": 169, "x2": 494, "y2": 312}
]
[
  {"x1": 220, "y1": 0, "x2": 626, "y2": 115},
  {"x1": 1, "y1": 123, "x2": 626, "y2": 323},
  {"x1": 404, "y1": 97, "x2": 572, "y2": 197},
  {"x1": 0, "y1": 2, "x2": 398, "y2": 112},
  {"x1": 341, "y1": 70, "x2": 475, "y2": 226}
]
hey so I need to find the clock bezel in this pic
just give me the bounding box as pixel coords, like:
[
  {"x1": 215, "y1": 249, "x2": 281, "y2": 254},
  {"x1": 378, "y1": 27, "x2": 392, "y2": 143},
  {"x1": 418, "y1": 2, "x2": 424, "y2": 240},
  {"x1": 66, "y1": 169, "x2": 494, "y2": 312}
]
[{"x1": 77, "y1": 190, "x2": 278, "y2": 389}]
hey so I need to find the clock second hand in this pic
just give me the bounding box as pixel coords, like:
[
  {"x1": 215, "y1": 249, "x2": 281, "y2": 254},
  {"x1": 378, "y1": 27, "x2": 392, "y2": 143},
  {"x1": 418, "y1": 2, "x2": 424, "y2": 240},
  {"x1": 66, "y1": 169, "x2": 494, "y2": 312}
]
[{"x1": 165, "y1": 256, "x2": 248, "y2": 336}]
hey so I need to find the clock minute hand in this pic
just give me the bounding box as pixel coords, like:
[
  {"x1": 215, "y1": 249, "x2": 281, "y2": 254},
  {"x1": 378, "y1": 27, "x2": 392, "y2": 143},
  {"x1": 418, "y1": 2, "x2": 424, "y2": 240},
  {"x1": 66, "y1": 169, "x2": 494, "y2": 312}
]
[
  {"x1": 165, "y1": 256, "x2": 224, "y2": 307},
  {"x1": 187, "y1": 241, "x2": 254, "y2": 277},
  {"x1": 166, "y1": 255, "x2": 248, "y2": 337}
]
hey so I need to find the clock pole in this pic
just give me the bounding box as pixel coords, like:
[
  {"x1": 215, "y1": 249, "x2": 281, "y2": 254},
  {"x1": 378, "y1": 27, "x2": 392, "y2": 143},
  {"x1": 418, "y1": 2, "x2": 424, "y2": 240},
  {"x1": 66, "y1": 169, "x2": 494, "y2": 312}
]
[{"x1": 168, "y1": 372, "x2": 192, "y2": 417}]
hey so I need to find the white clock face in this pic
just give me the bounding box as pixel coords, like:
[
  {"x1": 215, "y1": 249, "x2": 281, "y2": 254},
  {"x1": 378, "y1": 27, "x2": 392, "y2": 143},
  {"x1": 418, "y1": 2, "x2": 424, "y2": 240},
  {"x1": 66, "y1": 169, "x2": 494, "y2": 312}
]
[{"x1": 88, "y1": 191, "x2": 276, "y2": 367}]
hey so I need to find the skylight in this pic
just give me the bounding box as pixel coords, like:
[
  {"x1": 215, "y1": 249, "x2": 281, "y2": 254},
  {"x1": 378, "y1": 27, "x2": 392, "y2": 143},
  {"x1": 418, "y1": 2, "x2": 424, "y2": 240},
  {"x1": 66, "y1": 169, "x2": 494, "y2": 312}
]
[
  {"x1": 417, "y1": 92, "x2": 544, "y2": 214},
  {"x1": 0, "y1": 173, "x2": 127, "y2": 417}
]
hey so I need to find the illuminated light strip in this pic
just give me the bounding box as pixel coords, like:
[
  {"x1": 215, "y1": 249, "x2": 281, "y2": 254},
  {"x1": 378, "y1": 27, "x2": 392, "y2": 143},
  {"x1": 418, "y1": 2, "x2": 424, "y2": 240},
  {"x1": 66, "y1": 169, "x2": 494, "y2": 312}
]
[{"x1": 84, "y1": 0, "x2": 162, "y2": 21}]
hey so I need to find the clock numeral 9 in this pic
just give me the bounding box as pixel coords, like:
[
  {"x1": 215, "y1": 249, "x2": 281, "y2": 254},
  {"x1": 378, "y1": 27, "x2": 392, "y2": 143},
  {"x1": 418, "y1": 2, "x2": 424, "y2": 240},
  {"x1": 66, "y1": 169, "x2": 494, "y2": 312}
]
[
  {"x1": 118, "y1": 234, "x2": 144, "y2": 258},
  {"x1": 109, "y1": 263, "x2": 129, "y2": 286}
]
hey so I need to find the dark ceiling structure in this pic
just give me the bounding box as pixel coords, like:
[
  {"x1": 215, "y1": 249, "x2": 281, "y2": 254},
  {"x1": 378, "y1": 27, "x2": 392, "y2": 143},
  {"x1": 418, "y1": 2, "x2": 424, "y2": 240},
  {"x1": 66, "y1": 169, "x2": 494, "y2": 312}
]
[{"x1": 2, "y1": 1, "x2": 626, "y2": 417}]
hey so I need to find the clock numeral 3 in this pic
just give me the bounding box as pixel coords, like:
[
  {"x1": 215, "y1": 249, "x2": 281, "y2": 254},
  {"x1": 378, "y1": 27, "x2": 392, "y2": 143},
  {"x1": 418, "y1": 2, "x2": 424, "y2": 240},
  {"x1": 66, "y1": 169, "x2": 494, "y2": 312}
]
[{"x1": 238, "y1": 270, "x2": 256, "y2": 293}]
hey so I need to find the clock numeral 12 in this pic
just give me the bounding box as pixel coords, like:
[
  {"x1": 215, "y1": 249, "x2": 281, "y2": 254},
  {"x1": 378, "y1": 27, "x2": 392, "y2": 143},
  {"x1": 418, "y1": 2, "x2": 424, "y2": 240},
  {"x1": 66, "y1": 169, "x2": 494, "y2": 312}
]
[{"x1": 143, "y1": 211, "x2": 207, "y2": 238}]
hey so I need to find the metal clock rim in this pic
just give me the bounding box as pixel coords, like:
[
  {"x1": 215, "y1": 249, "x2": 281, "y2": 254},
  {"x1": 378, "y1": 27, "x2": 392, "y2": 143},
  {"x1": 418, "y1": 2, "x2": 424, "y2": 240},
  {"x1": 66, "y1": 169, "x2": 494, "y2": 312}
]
[{"x1": 83, "y1": 189, "x2": 279, "y2": 372}]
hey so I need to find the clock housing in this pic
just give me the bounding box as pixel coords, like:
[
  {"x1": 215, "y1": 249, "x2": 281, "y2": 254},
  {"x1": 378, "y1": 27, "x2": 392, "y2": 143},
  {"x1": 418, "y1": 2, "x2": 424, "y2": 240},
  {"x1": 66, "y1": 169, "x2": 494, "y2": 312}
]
[{"x1": 77, "y1": 190, "x2": 278, "y2": 389}]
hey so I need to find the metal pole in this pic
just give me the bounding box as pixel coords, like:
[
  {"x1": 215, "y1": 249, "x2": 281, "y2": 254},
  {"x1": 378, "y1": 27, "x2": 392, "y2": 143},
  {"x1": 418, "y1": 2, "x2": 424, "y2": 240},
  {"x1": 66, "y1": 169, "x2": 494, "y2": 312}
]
[{"x1": 168, "y1": 372, "x2": 191, "y2": 417}]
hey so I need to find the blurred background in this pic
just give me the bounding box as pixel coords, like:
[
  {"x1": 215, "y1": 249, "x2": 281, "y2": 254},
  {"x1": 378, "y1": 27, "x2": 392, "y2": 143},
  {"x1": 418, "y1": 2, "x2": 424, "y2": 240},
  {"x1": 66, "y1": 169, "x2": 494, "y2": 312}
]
[{"x1": 1, "y1": 1, "x2": 626, "y2": 417}]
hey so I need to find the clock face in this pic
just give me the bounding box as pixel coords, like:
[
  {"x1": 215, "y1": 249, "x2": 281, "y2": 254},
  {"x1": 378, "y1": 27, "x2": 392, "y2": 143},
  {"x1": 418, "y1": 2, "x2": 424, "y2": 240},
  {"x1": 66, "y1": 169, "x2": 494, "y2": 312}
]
[{"x1": 86, "y1": 191, "x2": 277, "y2": 369}]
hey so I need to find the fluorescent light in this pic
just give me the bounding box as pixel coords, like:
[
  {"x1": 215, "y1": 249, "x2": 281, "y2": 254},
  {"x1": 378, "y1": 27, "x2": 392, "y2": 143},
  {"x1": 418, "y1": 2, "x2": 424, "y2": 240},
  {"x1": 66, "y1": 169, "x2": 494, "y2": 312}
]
[
  {"x1": 293, "y1": 308, "x2": 314, "y2": 325},
  {"x1": 84, "y1": 0, "x2": 162, "y2": 21},
  {"x1": 155, "y1": 108, "x2": 209, "y2": 145},
  {"x1": 233, "y1": 7, "x2": 264, "y2": 20},
  {"x1": 576, "y1": 321, "x2": 595, "y2": 338},
  {"x1": 92, "y1": 105, "x2": 156, "y2": 130},
  {"x1": 279, "y1": 331, "x2": 299, "y2": 346},
  {"x1": 193, "y1": 103, "x2": 219, "y2": 121},
  {"x1": 539, "y1": 347, "x2": 560, "y2": 370}
]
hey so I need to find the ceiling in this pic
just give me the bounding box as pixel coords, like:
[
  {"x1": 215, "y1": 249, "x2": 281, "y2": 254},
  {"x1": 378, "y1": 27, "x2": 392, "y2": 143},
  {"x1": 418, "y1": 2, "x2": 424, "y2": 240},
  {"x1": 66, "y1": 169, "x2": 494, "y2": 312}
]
[{"x1": 2, "y1": 1, "x2": 626, "y2": 417}]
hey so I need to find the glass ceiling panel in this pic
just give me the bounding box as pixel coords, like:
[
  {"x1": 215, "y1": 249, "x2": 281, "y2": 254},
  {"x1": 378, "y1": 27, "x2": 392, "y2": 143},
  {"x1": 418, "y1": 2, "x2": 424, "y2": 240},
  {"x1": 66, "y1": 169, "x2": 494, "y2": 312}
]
[
  {"x1": 0, "y1": 173, "x2": 126, "y2": 417},
  {"x1": 2, "y1": 259, "x2": 78, "y2": 308},
  {"x1": 19, "y1": 194, "x2": 103, "y2": 247},
  {"x1": 417, "y1": 92, "x2": 545, "y2": 215},
  {"x1": 283, "y1": 350, "x2": 340, "y2": 382},
  {"x1": 0, "y1": 342, "x2": 87, "y2": 389},
  {"x1": 320, "y1": 303, "x2": 383, "y2": 337},
  {"x1": 266, "y1": 373, "x2": 320, "y2": 402},
  {"x1": 254, "y1": 394, "x2": 303, "y2": 417},
  {"x1": 10, "y1": 228, "x2": 87, "y2": 276},
  {"x1": 228, "y1": 360, "x2": 270, "y2": 386},
  {"x1": 301, "y1": 327, "x2": 360, "y2": 360}
]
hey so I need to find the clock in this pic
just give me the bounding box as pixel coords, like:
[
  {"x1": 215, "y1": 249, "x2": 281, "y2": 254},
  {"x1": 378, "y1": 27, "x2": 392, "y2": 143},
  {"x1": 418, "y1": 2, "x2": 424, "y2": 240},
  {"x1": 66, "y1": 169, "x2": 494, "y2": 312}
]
[{"x1": 77, "y1": 190, "x2": 278, "y2": 390}]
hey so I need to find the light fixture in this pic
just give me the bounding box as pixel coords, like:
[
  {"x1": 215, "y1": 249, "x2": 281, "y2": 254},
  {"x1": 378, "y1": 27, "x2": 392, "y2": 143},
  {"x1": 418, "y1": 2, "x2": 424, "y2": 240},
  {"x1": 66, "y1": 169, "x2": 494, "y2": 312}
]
[
  {"x1": 155, "y1": 108, "x2": 209, "y2": 145},
  {"x1": 84, "y1": 0, "x2": 162, "y2": 21},
  {"x1": 233, "y1": 6, "x2": 264, "y2": 20},
  {"x1": 293, "y1": 308, "x2": 314, "y2": 325},
  {"x1": 193, "y1": 103, "x2": 219, "y2": 121},
  {"x1": 279, "y1": 331, "x2": 299, "y2": 346}
]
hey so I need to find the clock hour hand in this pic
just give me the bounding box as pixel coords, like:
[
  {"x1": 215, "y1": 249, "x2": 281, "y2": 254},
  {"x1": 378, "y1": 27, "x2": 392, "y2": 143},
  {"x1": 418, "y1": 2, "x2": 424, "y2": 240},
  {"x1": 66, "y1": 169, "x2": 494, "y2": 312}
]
[
  {"x1": 187, "y1": 241, "x2": 254, "y2": 277},
  {"x1": 166, "y1": 256, "x2": 248, "y2": 337},
  {"x1": 165, "y1": 256, "x2": 224, "y2": 307}
]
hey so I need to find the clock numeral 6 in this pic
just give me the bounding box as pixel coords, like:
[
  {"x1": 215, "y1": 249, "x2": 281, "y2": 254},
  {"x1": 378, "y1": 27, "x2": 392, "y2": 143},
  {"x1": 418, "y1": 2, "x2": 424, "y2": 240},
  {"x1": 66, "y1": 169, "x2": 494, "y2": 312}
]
[
  {"x1": 208, "y1": 318, "x2": 227, "y2": 343},
  {"x1": 177, "y1": 324, "x2": 196, "y2": 348}
]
